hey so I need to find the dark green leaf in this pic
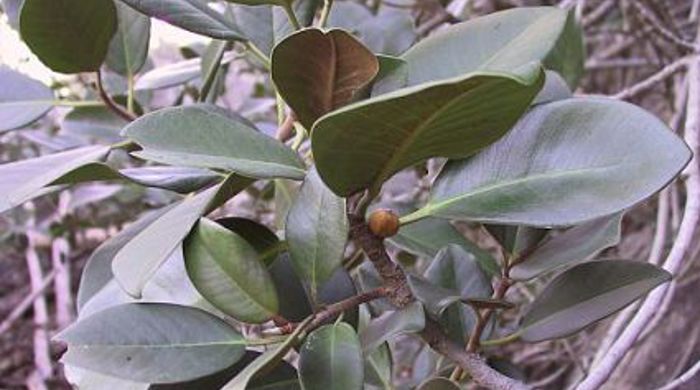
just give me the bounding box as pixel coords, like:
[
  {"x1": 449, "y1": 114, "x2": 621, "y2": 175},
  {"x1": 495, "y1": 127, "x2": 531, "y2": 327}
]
[
  {"x1": 125, "y1": 104, "x2": 305, "y2": 180},
  {"x1": 511, "y1": 213, "x2": 623, "y2": 280},
  {"x1": 299, "y1": 322, "x2": 364, "y2": 390},
  {"x1": 359, "y1": 301, "x2": 425, "y2": 352},
  {"x1": 215, "y1": 217, "x2": 281, "y2": 266},
  {"x1": 20, "y1": 0, "x2": 117, "y2": 73},
  {"x1": 117, "y1": 0, "x2": 245, "y2": 40},
  {"x1": 57, "y1": 303, "x2": 246, "y2": 383},
  {"x1": 272, "y1": 28, "x2": 379, "y2": 129},
  {"x1": 402, "y1": 7, "x2": 583, "y2": 89},
  {"x1": 417, "y1": 377, "x2": 461, "y2": 390},
  {"x1": 184, "y1": 218, "x2": 279, "y2": 323},
  {"x1": 371, "y1": 55, "x2": 408, "y2": 97},
  {"x1": 286, "y1": 168, "x2": 348, "y2": 303},
  {"x1": 0, "y1": 146, "x2": 110, "y2": 213},
  {"x1": 120, "y1": 166, "x2": 222, "y2": 194},
  {"x1": 312, "y1": 65, "x2": 544, "y2": 196},
  {"x1": 112, "y1": 174, "x2": 254, "y2": 297},
  {"x1": 520, "y1": 260, "x2": 671, "y2": 342},
  {"x1": 408, "y1": 98, "x2": 691, "y2": 227},
  {"x1": 106, "y1": 2, "x2": 151, "y2": 76},
  {"x1": 0, "y1": 66, "x2": 53, "y2": 132}
]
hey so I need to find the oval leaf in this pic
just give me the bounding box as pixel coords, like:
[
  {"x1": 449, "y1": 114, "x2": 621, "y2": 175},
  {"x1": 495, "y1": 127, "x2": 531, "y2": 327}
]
[
  {"x1": 520, "y1": 260, "x2": 671, "y2": 342},
  {"x1": 20, "y1": 0, "x2": 117, "y2": 73},
  {"x1": 0, "y1": 66, "x2": 53, "y2": 132},
  {"x1": 106, "y1": 2, "x2": 151, "y2": 76},
  {"x1": 311, "y1": 66, "x2": 544, "y2": 196},
  {"x1": 125, "y1": 104, "x2": 305, "y2": 180},
  {"x1": 56, "y1": 303, "x2": 246, "y2": 383},
  {"x1": 117, "y1": 0, "x2": 245, "y2": 40},
  {"x1": 299, "y1": 322, "x2": 364, "y2": 390},
  {"x1": 184, "y1": 218, "x2": 279, "y2": 323},
  {"x1": 410, "y1": 98, "x2": 691, "y2": 227},
  {"x1": 272, "y1": 28, "x2": 379, "y2": 129},
  {"x1": 402, "y1": 6, "x2": 583, "y2": 89},
  {"x1": 359, "y1": 301, "x2": 425, "y2": 353},
  {"x1": 286, "y1": 168, "x2": 348, "y2": 303}
]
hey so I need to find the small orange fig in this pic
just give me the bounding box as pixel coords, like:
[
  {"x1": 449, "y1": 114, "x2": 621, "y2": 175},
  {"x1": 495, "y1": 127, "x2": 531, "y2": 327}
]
[{"x1": 368, "y1": 209, "x2": 400, "y2": 238}]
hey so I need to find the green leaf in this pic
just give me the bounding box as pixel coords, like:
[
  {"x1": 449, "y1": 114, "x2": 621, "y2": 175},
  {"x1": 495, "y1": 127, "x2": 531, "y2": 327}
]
[
  {"x1": 511, "y1": 213, "x2": 623, "y2": 281},
  {"x1": 371, "y1": 55, "x2": 408, "y2": 97},
  {"x1": 20, "y1": 0, "x2": 117, "y2": 73},
  {"x1": 120, "y1": 166, "x2": 222, "y2": 194},
  {"x1": 134, "y1": 57, "x2": 201, "y2": 90},
  {"x1": 0, "y1": 145, "x2": 110, "y2": 213},
  {"x1": 62, "y1": 106, "x2": 127, "y2": 142},
  {"x1": 112, "y1": 174, "x2": 254, "y2": 298},
  {"x1": 106, "y1": 2, "x2": 151, "y2": 76},
  {"x1": 224, "y1": 0, "x2": 290, "y2": 7},
  {"x1": 125, "y1": 104, "x2": 305, "y2": 180},
  {"x1": 56, "y1": 303, "x2": 246, "y2": 383},
  {"x1": 274, "y1": 179, "x2": 298, "y2": 230},
  {"x1": 117, "y1": 0, "x2": 245, "y2": 40},
  {"x1": 222, "y1": 316, "x2": 314, "y2": 389},
  {"x1": 271, "y1": 28, "x2": 379, "y2": 129},
  {"x1": 364, "y1": 343, "x2": 392, "y2": 390},
  {"x1": 407, "y1": 98, "x2": 691, "y2": 227},
  {"x1": 215, "y1": 217, "x2": 282, "y2": 266},
  {"x1": 286, "y1": 168, "x2": 348, "y2": 303},
  {"x1": 299, "y1": 322, "x2": 364, "y2": 390},
  {"x1": 64, "y1": 365, "x2": 148, "y2": 390},
  {"x1": 417, "y1": 377, "x2": 461, "y2": 390},
  {"x1": 402, "y1": 6, "x2": 583, "y2": 89},
  {"x1": 312, "y1": 65, "x2": 544, "y2": 196},
  {"x1": 0, "y1": 66, "x2": 53, "y2": 132},
  {"x1": 184, "y1": 218, "x2": 279, "y2": 323},
  {"x1": 388, "y1": 212, "x2": 498, "y2": 275},
  {"x1": 150, "y1": 351, "x2": 300, "y2": 390},
  {"x1": 424, "y1": 245, "x2": 493, "y2": 343},
  {"x1": 359, "y1": 301, "x2": 425, "y2": 353},
  {"x1": 483, "y1": 225, "x2": 547, "y2": 256},
  {"x1": 520, "y1": 260, "x2": 671, "y2": 342},
  {"x1": 407, "y1": 275, "x2": 463, "y2": 318}
]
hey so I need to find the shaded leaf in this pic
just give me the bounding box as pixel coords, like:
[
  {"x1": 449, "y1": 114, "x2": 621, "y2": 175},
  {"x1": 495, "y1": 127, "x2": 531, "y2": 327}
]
[
  {"x1": 312, "y1": 65, "x2": 544, "y2": 196},
  {"x1": 112, "y1": 174, "x2": 254, "y2": 297},
  {"x1": 0, "y1": 66, "x2": 53, "y2": 132},
  {"x1": 0, "y1": 146, "x2": 110, "y2": 213},
  {"x1": 120, "y1": 166, "x2": 222, "y2": 194},
  {"x1": 371, "y1": 55, "x2": 408, "y2": 97},
  {"x1": 359, "y1": 301, "x2": 425, "y2": 352},
  {"x1": 57, "y1": 303, "x2": 246, "y2": 383},
  {"x1": 410, "y1": 98, "x2": 690, "y2": 227},
  {"x1": 20, "y1": 0, "x2": 117, "y2": 73},
  {"x1": 511, "y1": 213, "x2": 623, "y2": 280},
  {"x1": 215, "y1": 217, "x2": 281, "y2": 266},
  {"x1": 402, "y1": 7, "x2": 583, "y2": 89},
  {"x1": 298, "y1": 322, "x2": 364, "y2": 390},
  {"x1": 125, "y1": 104, "x2": 305, "y2": 180},
  {"x1": 62, "y1": 106, "x2": 127, "y2": 143},
  {"x1": 117, "y1": 0, "x2": 245, "y2": 40},
  {"x1": 520, "y1": 260, "x2": 671, "y2": 342},
  {"x1": 286, "y1": 168, "x2": 348, "y2": 303},
  {"x1": 106, "y1": 2, "x2": 151, "y2": 76},
  {"x1": 417, "y1": 377, "x2": 461, "y2": 390},
  {"x1": 184, "y1": 218, "x2": 279, "y2": 323},
  {"x1": 272, "y1": 28, "x2": 379, "y2": 129}
]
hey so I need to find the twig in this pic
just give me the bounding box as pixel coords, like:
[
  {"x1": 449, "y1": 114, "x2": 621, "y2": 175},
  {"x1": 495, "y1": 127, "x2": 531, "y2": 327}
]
[
  {"x1": 613, "y1": 57, "x2": 692, "y2": 100},
  {"x1": 95, "y1": 70, "x2": 137, "y2": 122},
  {"x1": 310, "y1": 288, "x2": 388, "y2": 328},
  {"x1": 0, "y1": 269, "x2": 57, "y2": 336},
  {"x1": 52, "y1": 192, "x2": 72, "y2": 328},
  {"x1": 628, "y1": 0, "x2": 699, "y2": 51},
  {"x1": 656, "y1": 358, "x2": 700, "y2": 390},
  {"x1": 25, "y1": 227, "x2": 53, "y2": 381},
  {"x1": 577, "y1": 31, "x2": 700, "y2": 390}
]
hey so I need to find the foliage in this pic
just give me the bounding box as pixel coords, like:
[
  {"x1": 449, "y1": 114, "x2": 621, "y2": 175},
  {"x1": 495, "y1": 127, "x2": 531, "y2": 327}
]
[{"x1": 0, "y1": 1, "x2": 691, "y2": 389}]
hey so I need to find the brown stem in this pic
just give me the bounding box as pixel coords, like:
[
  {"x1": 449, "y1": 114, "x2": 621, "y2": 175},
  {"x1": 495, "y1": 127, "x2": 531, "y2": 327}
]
[
  {"x1": 276, "y1": 112, "x2": 296, "y2": 142},
  {"x1": 467, "y1": 277, "x2": 512, "y2": 352},
  {"x1": 95, "y1": 70, "x2": 137, "y2": 122},
  {"x1": 309, "y1": 287, "x2": 388, "y2": 328}
]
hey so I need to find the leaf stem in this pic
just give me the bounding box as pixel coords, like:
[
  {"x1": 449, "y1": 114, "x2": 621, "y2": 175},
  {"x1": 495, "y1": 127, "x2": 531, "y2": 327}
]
[
  {"x1": 244, "y1": 41, "x2": 271, "y2": 69},
  {"x1": 51, "y1": 100, "x2": 104, "y2": 108},
  {"x1": 95, "y1": 70, "x2": 137, "y2": 122},
  {"x1": 318, "y1": 0, "x2": 334, "y2": 28},
  {"x1": 480, "y1": 332, "x2": 521, "y2": 347},
  {"x1": 127, "y1": 72, "x2": 136, "y2": 114},
  {"x1": 282, "y1": 2, "x2": 302, "y2": 30}
]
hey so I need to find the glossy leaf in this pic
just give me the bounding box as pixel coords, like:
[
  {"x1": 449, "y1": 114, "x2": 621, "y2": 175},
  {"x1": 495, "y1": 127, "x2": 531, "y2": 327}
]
[
  {"x1": 286, "y1": 168, "x2": 348, "y2": 302},
  {"x1": 222, "y1": 317, "x2": 313, "y2": 389},
  {"x1": 0, "y1": 66, "x2": 53, "y2": 132},
  {"x1": 20, "y1": 0, "x2": 117, "y2": 73},
  {"x1": 112, "y1": 175, "x2": 254, "y2": 297},
  {"x1": 402, "y1": 7, "x2": 583, "y2": 89},
  {"x1": 417, "y1": 377, "x2": 461, "y2": 390},
  {"x1": 117, "y1": 0, "x2": 245, "y2": 40},
  {"x1": 0, "y1": 146, "x2": 110, "y2": 213},
  {"x1": 272, "y1": 28, "x2": 379, "y2": 129},
  {"x1": 424, "y1": 245, "x2": 493, "y2": 343},
  {"x1": 299, "y1": 322, "x2": 364, "y2": 390},
  {"x1": 215, "y1": 217, "x2": 281, "y2": 266},
  {"x1": 511, "y1": 213, "x2": 623, "y2": 280},
  {"x1": 359, "y1": 301, "x2": 425, "y2": 352},
  {"x1": 409, "y1": 98, "x2": 691, "y2": 227},
  {"x1": 57, "y1": 303, "x2": 246, "y2": 383},
  {"x1": 520, "y1": 260, "x2": 671, "y2": 342},
  {"x1": 184, "y1": 218, "x2": 279, "y2": 323},
  {"x1": 125, "y1": 104, "x2": 305, "y2": 180},
  {"x1": 312, "y1": 66, "x2": 544, "y2": 196},
  {"x1": 62, "y1": 106, "x2": 127, "y2": 143},
  {"x1": 106, "y1": 2, "x2": 151, "y2": 76},
  {"x1": 150, "y1": 351, "x2": 299, "y2": 390}
]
